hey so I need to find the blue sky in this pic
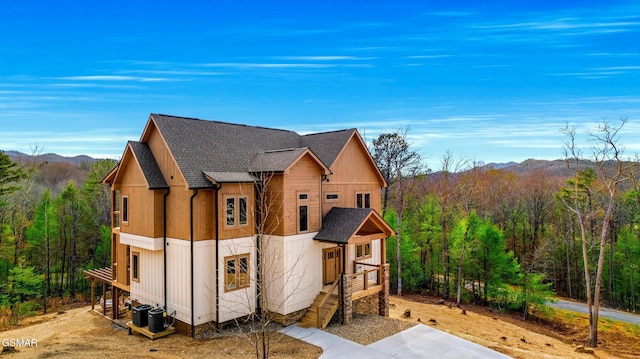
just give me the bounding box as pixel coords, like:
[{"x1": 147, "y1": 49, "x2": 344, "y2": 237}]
[{"x1": 1, "y1": 0, "x2": 639, "y2": 168}]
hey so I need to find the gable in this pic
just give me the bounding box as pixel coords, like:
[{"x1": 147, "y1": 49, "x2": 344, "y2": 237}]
[
  {"x1": 329, "y1": 133, "x2": 386, "y2": 187},
  {"x1": 110, "y1": 142, "x2": 167, "y2": 189}
]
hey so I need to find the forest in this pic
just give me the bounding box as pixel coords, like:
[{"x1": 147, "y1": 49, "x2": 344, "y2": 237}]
[
  {"x1": 0, "y1": 151, "x2": 116, "y2": 326},
  {"x1": 0, "y1": 120, "x2": 638, "y2": 348}
]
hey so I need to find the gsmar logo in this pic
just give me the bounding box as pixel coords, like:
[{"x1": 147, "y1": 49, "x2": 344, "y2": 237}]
[{"x1": 1, "y1": 338, "x2": 38, "y2": 347}]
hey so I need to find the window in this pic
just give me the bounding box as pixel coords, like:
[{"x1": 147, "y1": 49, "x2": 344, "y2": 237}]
[
  {"x1": 122, "y1": 195, "x2": 129, "y2": 224},
  {"x1": 225, "y1": 254, "x2": 250, "y2": 291},
  {"x1": 325, "y1": 193, "x2": 339, "y2": 201},
  {"x1": 239, "y1": 197, "x2": 248, "y2": 226},
  {"x1": 355, "y1": 242, "x2": 372, "y2": 259},
  {"x1": 132, "y1": 251, "x2": 140, "y2": 282},
  {"x1": 299, "y1": 205, "x2": 308, "y2": 232},
  {"x1": 226, "y1": 197, "x2": 235, "y2": 226},
  {"x1": 356, "y1": 192, "x2": 371, "y2": 208},
  {"x1": 298, "y1": 192, "x2": 308, "y2": 232}
]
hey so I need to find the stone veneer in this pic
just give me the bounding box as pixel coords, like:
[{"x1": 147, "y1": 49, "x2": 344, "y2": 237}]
[{"x1": 379, "y1": 263, "x2": 390, "y2": 317}]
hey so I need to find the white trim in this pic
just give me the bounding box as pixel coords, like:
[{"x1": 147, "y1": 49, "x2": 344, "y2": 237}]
[{"x1": 120, "y1": 233, "x2": 163, "y2": 251}]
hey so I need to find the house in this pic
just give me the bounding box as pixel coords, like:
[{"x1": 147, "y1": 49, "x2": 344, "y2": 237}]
[{"x1": 86, "y1": 114, "x2": 394, "y2": 336}]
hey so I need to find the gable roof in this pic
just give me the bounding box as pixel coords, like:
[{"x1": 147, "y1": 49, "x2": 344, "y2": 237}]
[
  {"x1": 128, "y1": 141, "x2": 168, "y2": 189},
  {"x1": 103, "y1": 141, "x2": 168, "y2": 189},
  {"x1": 147, "y1": 114, "x2": 356, "y2": 189},
  {"x1": 299, "y1": 129, "x2": 357, "y2": 168},
  {"x1": 314, "y1": 207, "x2": 395, "y2": 244}
]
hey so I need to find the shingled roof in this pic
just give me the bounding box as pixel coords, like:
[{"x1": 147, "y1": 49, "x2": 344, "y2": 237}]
[
  {"x1": 149, "y1": 114, "x2": 357, "y2": 189},
  {"x1": 128, "y1": 141, "x2": 168, "y2": 189},
  {"x1": 314, "y1": 207, "x2": 393, "y2": 244}
]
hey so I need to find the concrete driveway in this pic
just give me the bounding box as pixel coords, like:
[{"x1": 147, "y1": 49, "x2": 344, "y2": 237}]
[
  {"x1": 280, "y1": 324, "x2": 511, "y2": 358},
  {"x1": 549, "y1": 299, "x2": 640, "y2": 326}
]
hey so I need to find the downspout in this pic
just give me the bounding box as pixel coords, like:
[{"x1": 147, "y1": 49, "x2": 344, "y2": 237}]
[
  {"x1": 340, "y1": 243, "x2": 346, "y2": 325},
  {"x1": 212, "y1": 183, "x2": 222, "y2": 331},
  {"x1": 190, "y1": 189, "x2": 199, "y2": 338},
  {"x1": 254, "y1": 180, "x2": 262, "y2": 316},
  {"x1": 163, "y1": 188, "x2": 170, "y2": 312}
]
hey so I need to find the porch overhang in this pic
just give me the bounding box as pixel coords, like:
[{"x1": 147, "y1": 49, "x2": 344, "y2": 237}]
[{"x1": 313, "y1": 207, "x2": 395, "y2": 244}]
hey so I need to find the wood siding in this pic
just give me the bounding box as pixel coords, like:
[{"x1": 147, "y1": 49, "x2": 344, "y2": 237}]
[
  {"x1": 322, "y1": 136, "x2": 383, "y2": 215},
  {"x1": 281, "y1": 154, "x2": 322, "y2": 235},
  {"x1": 218, "y1": 183, "x2": 255, "y2": 240}
]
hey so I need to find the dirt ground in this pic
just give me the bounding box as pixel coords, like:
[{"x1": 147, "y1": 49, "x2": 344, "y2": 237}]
[
  {"x1": 1, "y1": 295, "x2": 638, "y2": 358},
  {"x1": 0, "y1": 306, "x2": 320, "y2": 358},
  {"x1": 389, "y1": 294, "x2": 640, "y2": 359}
]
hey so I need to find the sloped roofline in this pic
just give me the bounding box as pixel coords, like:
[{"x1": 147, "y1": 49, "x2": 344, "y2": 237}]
[
  {"x1": 334, "y1": 130, "x2": 388, "y2": 188},
  {"x1": 103, "y1": 141, "x2": 168, "y2": 190}
]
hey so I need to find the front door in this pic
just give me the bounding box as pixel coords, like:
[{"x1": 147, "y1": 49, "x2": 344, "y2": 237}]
[{"x1": 322, "y1": 247, "x2": 342, "y2": 285}]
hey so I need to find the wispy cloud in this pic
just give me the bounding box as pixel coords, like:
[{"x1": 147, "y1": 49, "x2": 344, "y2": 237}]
[
  {"x1": 57, "y1": 75, "x2": 170, "y2": 82},
  {"x1": 198, "y1": 62, "x2": 373, "y2": 69},
  {"x1": 273, "y1": 56, "x2": 375, "y2": 61}
]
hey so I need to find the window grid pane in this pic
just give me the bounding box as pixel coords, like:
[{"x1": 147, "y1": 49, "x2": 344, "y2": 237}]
[
  {"x1": 226, "y1": 197, "x2": 235, "y2": 226},
  {"x1": 239, "y1": 197, "x2": 247, "y2": 225}
]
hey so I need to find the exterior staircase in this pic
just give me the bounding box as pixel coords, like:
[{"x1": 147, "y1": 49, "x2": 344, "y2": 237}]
[{"x1": 300, "y1": 278, "x2": 340, "y2": 329}]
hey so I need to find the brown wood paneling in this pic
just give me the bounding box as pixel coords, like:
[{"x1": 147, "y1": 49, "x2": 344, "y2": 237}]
[
  {"x1": 329, "y1": 137, "x2": 380, "y2": 183},
  {"x1": 282, "y1": 154, "x2": 322, "y2": 235},
  {"x1": 218, "y1": 183, "x2": 255, "y2": 240},
  {"x1": 264, "y1": 174, "x2": 285, "y2": 236}
]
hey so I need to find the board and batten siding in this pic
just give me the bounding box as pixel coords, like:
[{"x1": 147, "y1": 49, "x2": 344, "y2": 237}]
[
  {"x1": 129, "y1": 248, "x2": 164, "y2": 308},
  {"x1": 263, "y1": 233, "x2": 335, "y2": 315},
  {"x1": 128, "y1": 235, "x2": 256, "y2": 326}
]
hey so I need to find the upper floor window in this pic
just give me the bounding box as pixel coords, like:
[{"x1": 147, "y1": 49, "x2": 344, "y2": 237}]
[
  {"x1": 356, "y1": 192, "x2": 370, "y2": 208},
  {"x1": 225, "y1": 254, "x2": 250, "y2": 291},
  {"x1": 298, "y1": 192, "x2": 308, "y2": 232},
  {"x1": 226, "y1": 196, "x2": 248, "y2": 227},
  {"x1": 122, "y1": 195, "x2": 129, "y2": 224},
  {"x1": 226, "y1": 197, "x2": 235, "y2": 226},
  {"x1": 325, "y1": 193, "x2": 339, "y2": 201},
  {"x1": 239, "y1": 197, "x2": 248, "y2": 226}
]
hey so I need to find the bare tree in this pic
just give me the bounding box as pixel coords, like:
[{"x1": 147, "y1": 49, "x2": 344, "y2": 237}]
[
  {"x1": 372, "y1": 128, "x2": 422, "y2": 296},
  {"x1": 220, "y1": 170, "x2": 308, "y2": 359},
  {"x1": 560, "y1": 118, "x2": 638, "y2": 347},
  {"x1": 431, "y1": 151, "x2": 469, "y2": 299}
]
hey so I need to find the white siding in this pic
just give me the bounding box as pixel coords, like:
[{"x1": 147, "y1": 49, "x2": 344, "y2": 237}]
[
  {"x1": 217, "y1": 236, "x2": 256, "y2": 323},
  {"x1": 129, "y1": 247, "x2": 164, "y2": 308},
  {"x1": 263, "y1": 232, "x2": 334, "y2": 315}
]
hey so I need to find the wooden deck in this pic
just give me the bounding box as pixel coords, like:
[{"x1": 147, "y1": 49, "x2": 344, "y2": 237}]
[
  {"x1": 127, "y1": 321, "x2": 176, "y2": 340},
  {"x1": 352, "y1": 277, "x2": 382, "y2": 300}
]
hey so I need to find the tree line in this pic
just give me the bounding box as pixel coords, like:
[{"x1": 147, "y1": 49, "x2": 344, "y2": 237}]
[
  {"x1": 0, "y1": 150, "x2": 115, "y2": 325},
  {"x1": 372, "y1": 119, "x2": 639, "y2": 348}
]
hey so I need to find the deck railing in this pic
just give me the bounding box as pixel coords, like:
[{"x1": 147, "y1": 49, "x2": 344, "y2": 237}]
[{"x1": 351, "y1": 262, "x2": 381, "y2": 292}]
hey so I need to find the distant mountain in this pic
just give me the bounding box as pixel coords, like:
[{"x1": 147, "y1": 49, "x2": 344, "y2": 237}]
[
  {"x1": 482, "y1": 158, "x2": 600, "y2": 177},
  {"x1": 3, "y1": 150, "x2": 98, "y2": 167}
]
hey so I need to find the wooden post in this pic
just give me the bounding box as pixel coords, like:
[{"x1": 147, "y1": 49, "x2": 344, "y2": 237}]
[
  {"x1": 102, "y1": 281, "x2": 107, "y2": 316},
  {"x1": 90, "y1": 279, "x2": 96, "y2": 310}
]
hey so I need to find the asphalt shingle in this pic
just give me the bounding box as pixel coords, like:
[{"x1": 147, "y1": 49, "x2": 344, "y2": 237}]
[{"x1": 150, "y1": 114, "x2": 356, "y2": 188}]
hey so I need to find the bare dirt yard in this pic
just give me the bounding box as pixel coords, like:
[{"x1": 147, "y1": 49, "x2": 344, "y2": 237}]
[
  {"x1": 0, "y1": 306, "x2": 320, "y2": 358},
  {"x1": 2, "y1": 295, "x2": 638, "y2": 358},
  {"x1": 387, "y1": 294, "x2": 639, "y2": 359}
]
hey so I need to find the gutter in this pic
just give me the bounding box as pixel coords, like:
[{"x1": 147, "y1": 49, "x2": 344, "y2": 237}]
[
  {"x1": 190, "y1": 189, "x2": 198, "y2": 338},
  {"x1": 163, "y1": 187, "x2": 170, "y2": 312}
]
